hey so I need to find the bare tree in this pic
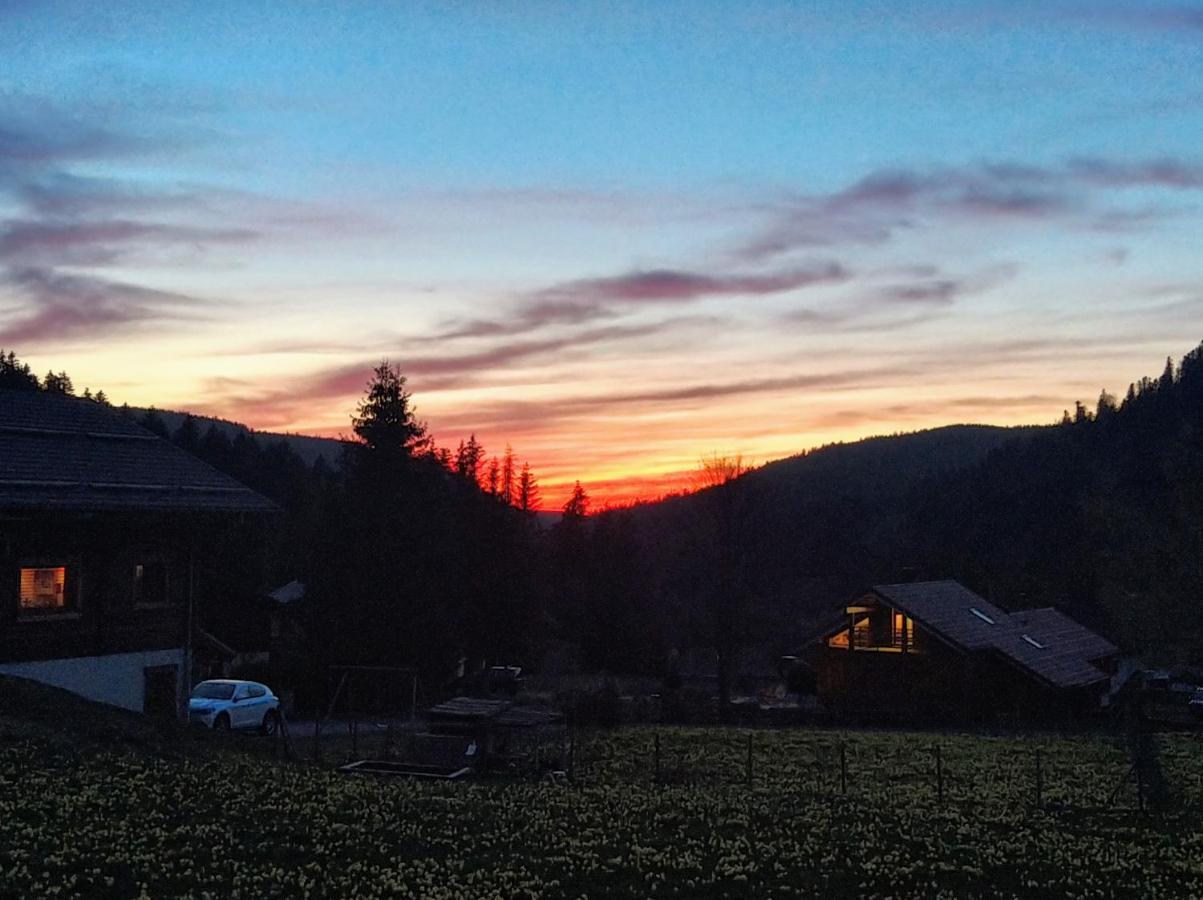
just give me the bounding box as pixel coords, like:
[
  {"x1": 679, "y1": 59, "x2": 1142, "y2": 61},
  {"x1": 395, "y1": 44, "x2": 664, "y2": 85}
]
[
  {"x1": 691, "y1": 452, "x2": 750, "y2": 723},
  {"x1": 693, "y1": 452, "x2": 747, "y2": 491}
]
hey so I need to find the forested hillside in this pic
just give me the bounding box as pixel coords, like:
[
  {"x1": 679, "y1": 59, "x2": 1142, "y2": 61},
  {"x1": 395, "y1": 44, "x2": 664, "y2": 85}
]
[
  {"x1": 5, "y1": 341, "x2": 1201, "y2": 690},
  {"x1": 614, "y1": 341, "x2": 1203, "y2": 673}
]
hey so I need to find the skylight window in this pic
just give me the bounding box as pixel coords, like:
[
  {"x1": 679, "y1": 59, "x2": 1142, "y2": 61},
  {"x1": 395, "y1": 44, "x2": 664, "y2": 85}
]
[
  {"x1": 1022, "y1": 634, "x2": 1046, "y2": 649},
  {"x1": 969, "y1": 607, "x2": 995, "y2": 625}
]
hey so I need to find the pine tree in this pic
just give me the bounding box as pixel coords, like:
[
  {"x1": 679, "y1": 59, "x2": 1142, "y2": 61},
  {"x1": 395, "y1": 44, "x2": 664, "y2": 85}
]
[
  {"x1": 455, "y1": 434, "x2": 485, "y2": 484},
  {"x1": 139, "y1": 408, "x2": 170, "y2": 437},
  {"x1": 43, "y1": 370, "x2": 74, "y2": 395},
  {"x1": 501, "y1": 444, "x2": 517, "y2": 505},
  {"x1": 485, "y1": 457, "x2": 500, "y2": 495},
  {"x1": 175, "y1": 414, "x2": 202, "y2": 452},
  {"x1": 562, "y1": 480, "x2": 589, "y2": 519},
  {"x1": 351, "y1": 361, "x2": 430, "y2": 456},
  {"x1": 517, "y1": 462, "x2": 540, "y2": 512},
  {"x1": 0, "y1": 351, "x2": 39, "y2": 390}
]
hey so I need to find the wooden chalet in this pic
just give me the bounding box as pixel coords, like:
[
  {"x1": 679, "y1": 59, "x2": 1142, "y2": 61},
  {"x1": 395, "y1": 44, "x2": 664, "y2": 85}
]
[
  {"x1": 806, "y1": 580, "x2": 1118, "y2": 723},
  {"x1": 0, "y1": 389, "x2": 274, "y2": 720}
]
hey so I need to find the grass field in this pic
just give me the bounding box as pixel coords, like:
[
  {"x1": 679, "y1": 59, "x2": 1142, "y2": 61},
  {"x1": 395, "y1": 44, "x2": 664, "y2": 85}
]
[{"x1": 2, "y1": 682, "x2": 1203, "y2": 898}]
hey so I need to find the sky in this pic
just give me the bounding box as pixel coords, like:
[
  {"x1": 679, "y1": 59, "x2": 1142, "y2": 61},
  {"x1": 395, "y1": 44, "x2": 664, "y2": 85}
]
[{"x1": 2, "y1": 1, "x2": 1202, "y2": 507}]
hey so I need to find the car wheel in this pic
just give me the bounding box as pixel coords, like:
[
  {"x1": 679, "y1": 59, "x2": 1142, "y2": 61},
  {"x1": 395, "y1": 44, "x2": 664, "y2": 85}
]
[
  {"x1": 213, "y1": 713, "x2": 231, "y2": 732},
  {"x1": 260, "y1": 709, "x2": 280, "y2": 736}
]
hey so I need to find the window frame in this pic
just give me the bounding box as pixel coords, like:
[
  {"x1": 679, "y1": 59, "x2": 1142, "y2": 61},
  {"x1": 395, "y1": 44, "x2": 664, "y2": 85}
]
[
  {"x1": 16, "y1": 561, "x2": 80, "y2": 619},
  {"x1": 130, "y1": 555, "x2": 174, "y2": 609}
]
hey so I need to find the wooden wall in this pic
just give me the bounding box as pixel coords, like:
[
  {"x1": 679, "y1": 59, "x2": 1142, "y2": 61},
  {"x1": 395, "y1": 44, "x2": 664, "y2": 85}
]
[{"x1": 0, "y1": 512, "x2": 191, "y2": 665}]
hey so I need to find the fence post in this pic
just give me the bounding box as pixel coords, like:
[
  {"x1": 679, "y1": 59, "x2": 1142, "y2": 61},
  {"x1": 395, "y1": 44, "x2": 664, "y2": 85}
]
[
  {"x1": 746, "y1": 733, "x2": 753, "y2": 789},
  {"x1": 1136, "y1": 758, "x2": 1145, "y2": 813},
  {"x1": 1034, "y1": 748, "x2": 1043, "y2": 809},
  {"x1": 839, "y1": 741, "x2": 847, "y2": 795},
  {"x1": 654, "y1": 733, "x2": 661, "y2": 783},
  {"x1": 568, "y1": 717, "x2": 576, "y2": 781},
  {"x1": 935, "y1": 744, "x2": 944, "y2": 805},
  {"x1": 313, "y1": 717, "x2": 322, "y2": 764}
]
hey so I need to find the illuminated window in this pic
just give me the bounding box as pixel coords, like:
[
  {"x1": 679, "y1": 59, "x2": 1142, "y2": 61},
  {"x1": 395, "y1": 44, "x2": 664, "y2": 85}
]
[
  {"x1": 132, "y1": 561, "x2": 169, "y2": 606},
  {"x1": 19, "y1": 567, "x2": 67, "y2": 612},
  {"x1": 892, "y1": 611, "x2": 919, "y2": 649},
  {"x1": 828, "y1": 617, "x2": 869, "y2": 648}
]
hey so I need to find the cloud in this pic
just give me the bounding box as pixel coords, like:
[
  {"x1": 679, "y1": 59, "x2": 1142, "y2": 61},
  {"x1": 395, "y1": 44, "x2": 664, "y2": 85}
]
[
  {"x1": 778, "y1": 264, "x2": 1017, "y2": 333},
  {"x1": 1067, "y1": 157, "x2": 1203, "y2": 189},
  {"x1": 738, "y1": 158, "x2": 1203, "y2": 261},
  {"x1": 436, "y1": 263, "x2": 850, "y2": 339},
  {"x1": 532, "y1": 263, "x2": 850, "y2": 305},
  {"x1": 0, "y1": 103, "x2": 147, "y2": 171},
  {"x1": 196, "y1": 321, "x2": 687, "y2": 428},
  {"x1": 14, "y1": 172, "x2": 202, "y2": 217},
  {"x1": 436, "y1": 297, "x2": 620, "y2": 340},
  {"x1": 0, "y1": 218, "x2": 258, "y2": 266},
  {"x1": 0, "y1": 266, "x2": 208, "y2": 346}
]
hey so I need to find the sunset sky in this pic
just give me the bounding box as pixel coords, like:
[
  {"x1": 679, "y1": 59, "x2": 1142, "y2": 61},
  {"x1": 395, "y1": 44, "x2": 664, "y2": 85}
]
[{"x1": 2, "y1": 2, "x2": 1202, "y2": 507}]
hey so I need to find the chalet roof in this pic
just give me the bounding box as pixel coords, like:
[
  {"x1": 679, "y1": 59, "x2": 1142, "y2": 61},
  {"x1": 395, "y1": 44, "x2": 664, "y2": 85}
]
[
  {"x1": 0, "y1": 389, "x2": 275, "y2": 514},
  {"x1": 996, "y1": 607, "x2": 1119, "y2": 689},
  {"x1": 873, "y1": 581, "x2": 1008, "y2": 651},
  {"x1": 865, "y1": 581, "x2": 1116, "y2": 689}
]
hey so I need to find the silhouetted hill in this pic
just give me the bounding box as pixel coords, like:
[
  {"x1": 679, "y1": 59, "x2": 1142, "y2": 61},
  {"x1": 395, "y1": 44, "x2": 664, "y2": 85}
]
[
  {"x1": 609, "y1": 341, "x2": 1203, "y2": 665},
  {"x1": 132, "y1": 407, "x2": 347, "y2": 468}
]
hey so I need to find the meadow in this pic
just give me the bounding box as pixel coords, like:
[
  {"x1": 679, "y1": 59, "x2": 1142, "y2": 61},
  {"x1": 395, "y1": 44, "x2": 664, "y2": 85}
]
[{"x1": 3, "y1": 725, "x2": 1203, "y2": 899}]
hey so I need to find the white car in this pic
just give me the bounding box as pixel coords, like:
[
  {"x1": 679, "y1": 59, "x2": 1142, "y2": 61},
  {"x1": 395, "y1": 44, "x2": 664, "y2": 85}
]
[{"x1": 189, "y1": 679, "x2": 281, "y2": 733}]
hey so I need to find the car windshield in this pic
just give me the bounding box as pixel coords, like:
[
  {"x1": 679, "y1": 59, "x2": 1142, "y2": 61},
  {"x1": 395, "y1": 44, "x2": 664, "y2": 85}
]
[{"x1": 192, "y1": 683, "x2": 236, "y2": 700}]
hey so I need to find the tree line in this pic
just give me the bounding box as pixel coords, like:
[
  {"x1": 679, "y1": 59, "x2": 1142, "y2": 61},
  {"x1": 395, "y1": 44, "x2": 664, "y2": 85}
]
[{"x1": 7, "y1": 341, "x2": 1203, "y2": 706}]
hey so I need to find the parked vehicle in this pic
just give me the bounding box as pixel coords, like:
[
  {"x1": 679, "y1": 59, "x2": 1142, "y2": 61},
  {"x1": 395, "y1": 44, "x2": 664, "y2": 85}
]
[{"x1": 189, "y1": 679, "x2": 280, "y2": 733}]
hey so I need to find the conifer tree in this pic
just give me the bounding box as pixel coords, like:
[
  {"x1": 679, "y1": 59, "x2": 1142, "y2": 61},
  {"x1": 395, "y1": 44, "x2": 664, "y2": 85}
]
[
  {"x1": 501, "y1": 444, "x2": 517, "y2": 505},
  {"x1": 351, "y1": 361, "x2": 430, "y2": 456},
  {"x1": 0, "y1": 351, "x2": 38, "y2": 390},
  {"x1": 517, "y1": 462, "x2": 540, "y2": 512},
  {"x1": 43, "y1": 370, "x2": 74, "y2": 395},
  {"x1": 562, "y1": 480, "x2": 589, "y2": 519},
  {"x1": 455, "y1": 434, "x2": 485, "y2": 484}
]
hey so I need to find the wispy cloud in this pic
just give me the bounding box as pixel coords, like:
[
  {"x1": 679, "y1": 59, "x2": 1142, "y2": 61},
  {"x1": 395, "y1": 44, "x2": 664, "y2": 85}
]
[
  {"x1": 0, "y1": 266, "x2": 209, "y2": 346},
  {"x1": 739, "y1": 158, "x2": 1203, "y2": 261},
  {"x1": 437, "y1": 263, "x2": 849, "y2": 339},
  {"x1": 195, "y1": 321, "x2": 687, "y2": 428},
  {"x1": 0, "y1": 218, "x2": 258, "y2": 267},
  {"x1": 778, "y1": 264, "x2": 1017, "y2": 333},
  {"x1": 1067, "y1": 157, "x2": 1203, "y2": 189},
  {"x1": 13, "y1": 172, "x2": 202, "y2": 217},
  {"x1": 532, "y1": 263, "x2": 850, "y2": 305}
]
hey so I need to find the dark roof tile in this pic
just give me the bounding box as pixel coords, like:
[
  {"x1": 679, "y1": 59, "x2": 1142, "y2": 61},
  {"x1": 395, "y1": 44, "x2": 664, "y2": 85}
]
[
  {"x1": 0, "y1": 389, "x2": 274, "y2": 513},
  {"x1": 868, "y1": 580, "x2": 1114, "y2": 689}
]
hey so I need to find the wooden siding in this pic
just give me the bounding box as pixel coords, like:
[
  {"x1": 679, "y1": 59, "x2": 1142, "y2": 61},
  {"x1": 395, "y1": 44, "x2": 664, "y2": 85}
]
[{"x1": 0, "y1": 514, "x2": 191, "y2": 665}]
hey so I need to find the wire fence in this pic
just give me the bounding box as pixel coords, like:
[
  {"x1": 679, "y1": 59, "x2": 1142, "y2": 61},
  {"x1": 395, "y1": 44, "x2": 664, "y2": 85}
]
[{"x1": 564, "y1": 725, "x2": 1202, "y2": 814}]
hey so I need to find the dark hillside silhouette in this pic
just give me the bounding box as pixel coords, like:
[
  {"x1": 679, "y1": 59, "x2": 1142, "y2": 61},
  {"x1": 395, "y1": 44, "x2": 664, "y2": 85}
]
[
  {"x1": 621, "y1": 341, "x2": 1203, "y2": 666},
  {"x1": 6, "y1": 342, "x2": 1203, "y2": 685}
]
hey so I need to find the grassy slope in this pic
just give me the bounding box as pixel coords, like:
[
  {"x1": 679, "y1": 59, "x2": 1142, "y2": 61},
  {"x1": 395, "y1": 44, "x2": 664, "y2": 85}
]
[{"x1": 3, "y1": 677, "x2": 1203, "y2": 899}]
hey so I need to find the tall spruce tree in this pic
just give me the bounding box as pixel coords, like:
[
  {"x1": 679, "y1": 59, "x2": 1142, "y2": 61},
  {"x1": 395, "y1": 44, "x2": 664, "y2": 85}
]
[{"x1": 351, "y1": 361, "x2": 430, "y2": 456}]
